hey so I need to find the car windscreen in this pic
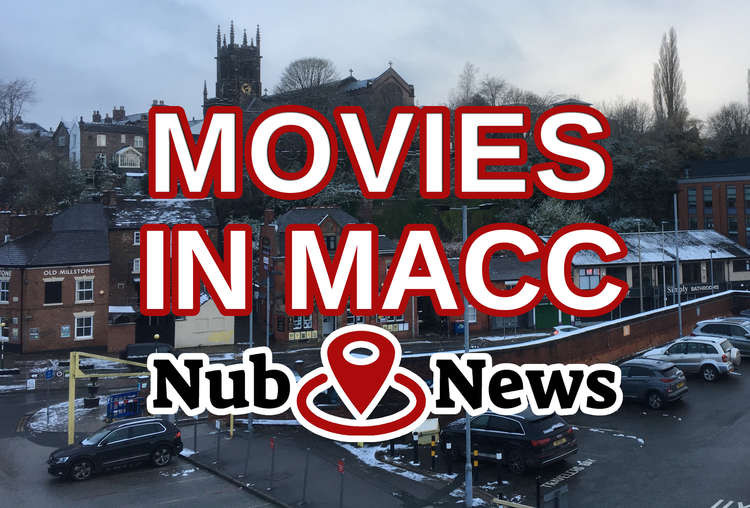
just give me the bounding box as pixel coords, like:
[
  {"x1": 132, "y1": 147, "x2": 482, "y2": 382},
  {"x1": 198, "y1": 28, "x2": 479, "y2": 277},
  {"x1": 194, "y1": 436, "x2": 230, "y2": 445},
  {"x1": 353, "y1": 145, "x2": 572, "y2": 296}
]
[
  {"x1": 82, "y1": 428, "x2": 111, "y2": 446},
  {"x1": 526, "y1": 414, "x2": 567, "y2": 436},
  {"x1": 720, "y1": 340, "x2": 733, "y2": 353}
]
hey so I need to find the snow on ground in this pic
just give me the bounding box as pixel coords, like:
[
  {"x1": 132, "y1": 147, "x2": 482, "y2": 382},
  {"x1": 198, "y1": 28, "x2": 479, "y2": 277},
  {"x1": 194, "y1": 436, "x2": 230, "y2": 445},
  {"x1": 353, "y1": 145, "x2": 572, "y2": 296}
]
[
  {"x1": 337, "y1": 443, "x2": 433, "y2": 483},
  {"x1": 478, "y1": 333, "x2": 548, "y2": 342},
  {"x1": 27, "y1": 397, "x2": 104, "y2": 433},
  {"x1": 180, "y1": 448, "x2": 196, "y2": 457},
  {"x1": 574, "y1": 425, "x2": 646, "y2": 447},
  {"x1": 234, "y1": 418, "x2": 301, "y2": 426},
  {"x1": 0, "y1": 383, "x2": 27, "y2": 393}
]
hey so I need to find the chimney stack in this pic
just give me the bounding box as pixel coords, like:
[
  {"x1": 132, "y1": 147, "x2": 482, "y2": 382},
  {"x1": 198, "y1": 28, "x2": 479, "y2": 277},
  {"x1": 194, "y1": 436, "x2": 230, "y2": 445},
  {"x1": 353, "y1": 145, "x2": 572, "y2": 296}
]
[
  {"x1": 263, "y1": 208, "x2": 274, "y2": 226},
  {"x1": 104, "y1": 113, "x2": 112, "y2": 124},
  {"x1": 112, "y1": 106, "x2": 125, "y2": 122},
  {"x1": 92, "y1": 110, "x2": 101, "y2": 123}
]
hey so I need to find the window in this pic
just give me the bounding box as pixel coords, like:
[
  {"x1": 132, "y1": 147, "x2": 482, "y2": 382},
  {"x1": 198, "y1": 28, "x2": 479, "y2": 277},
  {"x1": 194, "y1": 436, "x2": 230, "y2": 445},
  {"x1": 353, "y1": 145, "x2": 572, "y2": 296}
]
[
  {"x1": 470, "y1": 415, "x2": 490, "y2": 429},
  {"x1": 729, "y1": 325, "x2": 748, "y2": 338},
  {"x1": 346, "y1": 306, "x2": 365, "y2": 325},
  {"x1": 76, "y1": 279, "x2": 94, "y2": 303},
  {"x1": 57, "y1": 135, "x2": 66, "y2": 147},
  {"x1": 727, "y1": 186, "x2": 737, "y2": 213},
  {"x1": 666, "y1": 342, "x2": 687, "y2": 355},
  {"x1": 729, "y1": 216, "x2": 738, "y2": 241},
  {"x1": 466, "y1": 304, "x2": 477, "y2": 323},
  {"x1": 96, "y1": 134, "x2": 106, "y2": 147},
  {"x1": 29, "y1": 328, "x2": 39, "y2": 340},
  {"x1": 325, "y1": 235, "x2": 337, "y2": 250},
  {"x1": 702, "y1": 323, "x2": 729, "y2": 335},
  {"x1": 132, "y1": 258, "x2": 140, "y2": 274},
  {"x1": 131, "y1": 422, "x2": 165, "y2": 438},
  {"x1": 75, "y1": 316, "x2": 93, "y2": 339},
  {"x1": 44, "y1": 281, "x2": 62, "y2": 305},
  {"x1": 686, "y1": 342, "x2": 703, "y2": 354},
  {"x1": 682, "y1": 263, "x2": 701, "y2": 283},
  {"x1": 687, "y1": 188, "x2": 696, "y2": 214},
  {"x1": 0, "y1": 280, "x2": 8, "y2": 303},
  {"x1": 118, "y1": 151, "x2": 140, "y2": 168},
  {"x1": 703, "y1": 187, "x2": 713, "y2": 213},
  {"x1": 120, "y1": 134, "x2": 126, "y2": 143},
  {"x1": 578, "y1": 268, "x2": 600, "y2": 290},
  {"x1": 103, "y1": 428, "x2": 130, "y2": 444},
  {"x1": 745, "y1": 185, "x2": 750, "y2": 213},
  {"x1": 292, "y1": 315, "x2": 313, "y2": 330},
  {"x1": 704, "y1": 215, "x2": 714, "y2": 229},
  {"x1": 133, "y1": 231, "x2": 140, "y2": 245},
  {"x1": 134, "y1": 136, "x2": 144, "y2": 148},
  {"x1": 488, "y1": 416, "x2": 523, "y2": 434},
  {"x1": 733, "y1": 259, "x2": 750, "y2": 272},
  {"x1": 689, "y1": 216, "x2": 698, "y2": 230},
  {"x1": 628, "y1": 366, "x2": 652, "y2": 377}
]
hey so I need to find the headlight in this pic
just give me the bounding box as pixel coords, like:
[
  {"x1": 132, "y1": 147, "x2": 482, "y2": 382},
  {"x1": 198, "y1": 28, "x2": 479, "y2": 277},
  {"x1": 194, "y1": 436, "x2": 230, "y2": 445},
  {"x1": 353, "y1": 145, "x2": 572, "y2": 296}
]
[{"x1": 54, "y1": 456, "x2": 69, "y2": 464}]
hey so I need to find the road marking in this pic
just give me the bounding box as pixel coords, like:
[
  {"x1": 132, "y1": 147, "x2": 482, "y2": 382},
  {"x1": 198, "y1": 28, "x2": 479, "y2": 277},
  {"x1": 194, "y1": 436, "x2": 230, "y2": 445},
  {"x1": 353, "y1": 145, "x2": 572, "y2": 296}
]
[
  {"x1": 541, "y1": 459, "x2": 595, "y2": 488},
  {"x1": 15, "y1": 414, "x2": 29, "y2": 433},
  {"x1": 711, "y1": 501, "x2": 750, "y2": 508}
]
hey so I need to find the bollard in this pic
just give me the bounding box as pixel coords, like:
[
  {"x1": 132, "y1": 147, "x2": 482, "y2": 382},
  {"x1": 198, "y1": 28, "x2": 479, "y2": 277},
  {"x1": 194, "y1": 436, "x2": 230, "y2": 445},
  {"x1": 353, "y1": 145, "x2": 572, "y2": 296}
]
[
  {"x1": 268, "y1": 436, "x2": 276, "y2": 491},
  {"x1": 243, "y1": 423, "x2": 252, "y2": 478},
  {"x1": 193, "y1": 415, "x2": 198, "y2": 453},
  {"x1": 215, "y1": 421, "x2": 221, "y2": 466},
  {"x1": 301, "y1": 447, "x2": 311, "y2": 505},
  {"x1": 536, "y1": 470, "x2": 542, "y2": 508},
  {"x1": 495, "y1": 452, "x2": 503, "y2": 490},
  {"x1": 430, "y1": 435, "x2": 437, "y2": 471},
  {"x1": 412, "y1": 431, "x2": 419, "y2": 464},
  {"x1": 472, "y1": 449, "x2": 479, "y2": 485},
  {"x1": 445, "y1": 442, "x2": 453, "y2": 474},
  {"x1": 337, "y1": 459, "x2": 345, "y2": 508}
]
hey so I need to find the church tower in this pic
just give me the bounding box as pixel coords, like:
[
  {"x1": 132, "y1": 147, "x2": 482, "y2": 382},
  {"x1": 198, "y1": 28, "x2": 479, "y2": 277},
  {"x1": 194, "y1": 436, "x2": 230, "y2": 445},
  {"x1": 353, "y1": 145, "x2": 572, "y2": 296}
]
[{"x1": 203, "y1": 21, "x2": 262, "y2": 115}]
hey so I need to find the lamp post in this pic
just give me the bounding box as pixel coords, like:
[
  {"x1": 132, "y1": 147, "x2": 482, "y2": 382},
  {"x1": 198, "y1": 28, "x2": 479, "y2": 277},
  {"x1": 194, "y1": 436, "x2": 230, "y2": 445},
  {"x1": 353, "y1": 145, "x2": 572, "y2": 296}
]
[
  {"x1": 674, "y1": 194, "x2": 683, "y2": 336},
  {"x1": 153, "y1": 333, "x2": 160, "y2": 354},
  {"x1": 0, "y1": 322, "x2": 7, "y2": 370},
  {"x1": 636, "y1": 219, "x2": 643, "y2": 313},
  {"x1": 433, "y1": 202, "x2": 495, "y2": 507},
  {"x1": 660, "y1": 221, "x2": 669, "y2": 307},
  {"x1": 709, "y1": 249, "x2": 716, "y2": 294}
]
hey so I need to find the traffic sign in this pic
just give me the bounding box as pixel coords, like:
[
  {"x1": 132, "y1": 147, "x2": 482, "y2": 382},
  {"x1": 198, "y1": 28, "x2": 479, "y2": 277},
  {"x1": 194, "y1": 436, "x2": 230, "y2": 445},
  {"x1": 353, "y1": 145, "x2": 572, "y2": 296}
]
[
  {"x1": 337, "y1": 459, "x2": 344, "y2": 473},
  {"x1": 45, "y1": 368, "x2": 54, "y2": 380},
  {"x1": 56, "y1": 370, "x2": 63, "y2": 378}
]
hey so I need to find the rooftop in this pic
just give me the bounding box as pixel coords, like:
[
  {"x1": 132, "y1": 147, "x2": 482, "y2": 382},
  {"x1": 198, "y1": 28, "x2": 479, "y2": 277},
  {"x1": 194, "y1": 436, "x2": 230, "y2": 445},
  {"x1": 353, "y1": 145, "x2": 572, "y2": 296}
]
[
  {"x1": 108, "y1": 198, "x2": 219, "y2": 229},
  {"x1": 274, "y1": 207, "x2": 359, "y2": 232},
  {"x1": 680, "y1": 158, "x2": 750, "y2": 180},
  {"x1": 0, "y1": 229, "x2": 109, "y2": 267}
]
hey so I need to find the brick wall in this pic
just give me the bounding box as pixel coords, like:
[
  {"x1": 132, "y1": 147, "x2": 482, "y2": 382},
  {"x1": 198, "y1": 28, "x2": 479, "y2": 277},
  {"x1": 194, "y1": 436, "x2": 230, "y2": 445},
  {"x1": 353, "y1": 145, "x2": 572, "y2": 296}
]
[{"x1": 107, "y1": 322, "x2": 135, "y2": 353}]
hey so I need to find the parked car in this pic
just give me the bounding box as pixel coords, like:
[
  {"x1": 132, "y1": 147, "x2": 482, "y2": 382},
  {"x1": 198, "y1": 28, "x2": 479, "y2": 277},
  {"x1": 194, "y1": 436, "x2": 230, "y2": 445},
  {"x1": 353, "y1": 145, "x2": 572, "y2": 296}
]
[
  {"x1": 120, "y1": 343, "x2": 174, "y2": 363},
  {"x1": 552, "y1": 325, "x2": 580, "y2": 336},
  {"x1": 48, "y1": 417, "x2": 183, "y2": 481},
  {"x1": 641, "y1": 336, "x2": 740, "y2": 382},
  {"x1": 619, "y1": 358, "x2": 687, "y2": 409},
  {"x1": 440, "y1": 409, "x2": 577, "y2": 474},
  {"x1": 692, "y1": 318, "x2": 750, "y2": 356}
]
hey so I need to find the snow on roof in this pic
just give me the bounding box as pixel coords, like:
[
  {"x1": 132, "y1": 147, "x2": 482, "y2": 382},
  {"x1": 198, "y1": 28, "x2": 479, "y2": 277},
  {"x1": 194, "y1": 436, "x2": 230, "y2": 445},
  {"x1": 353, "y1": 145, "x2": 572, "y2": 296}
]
[
  {"x1": 109, "y1": 306, "x2": 136, "y2": 313},
  {"x1": 108, "y1": 198, "x2": 218, "y2": 229},
  {"x1": 570, "y1": 230, "x2": 750, "y2": 266}
]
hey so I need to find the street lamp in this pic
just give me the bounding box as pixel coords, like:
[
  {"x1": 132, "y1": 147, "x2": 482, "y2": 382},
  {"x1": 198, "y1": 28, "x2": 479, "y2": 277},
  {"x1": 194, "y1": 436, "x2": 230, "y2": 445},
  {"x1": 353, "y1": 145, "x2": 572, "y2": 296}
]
[
  {"x1": 660, "y1": 221, "x2": 669, "y2": 307},
  {"x1": 432, "y1": 201, "x2": 495, "y2": 507},
  {"x1": 709, "y1": 249, "x2": 717, "y2": 294},
  {"x1": 0, "y1": 322, "x2": 7, "y2": 370},
  {"x1": 153, "y1": 333, "x2": 160, "y2": 354}
]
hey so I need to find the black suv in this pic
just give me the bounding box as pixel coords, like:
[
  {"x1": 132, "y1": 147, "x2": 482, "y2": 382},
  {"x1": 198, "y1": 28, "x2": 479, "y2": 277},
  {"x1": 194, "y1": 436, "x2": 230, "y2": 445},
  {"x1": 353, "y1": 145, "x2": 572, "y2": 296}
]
[
  {"x1": 440, "y1": 409, "x2": 577, "y2": 474},
  {"x1": 48, "y1": 417, "x2": 183, "y2": 481}
]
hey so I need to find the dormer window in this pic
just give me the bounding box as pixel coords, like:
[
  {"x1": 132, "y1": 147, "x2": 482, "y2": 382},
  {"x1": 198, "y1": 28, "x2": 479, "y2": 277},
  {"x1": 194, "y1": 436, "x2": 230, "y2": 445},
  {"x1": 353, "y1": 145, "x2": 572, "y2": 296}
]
[{"x1": 325, "y1": 235, "x2": 337, "y2": 250}]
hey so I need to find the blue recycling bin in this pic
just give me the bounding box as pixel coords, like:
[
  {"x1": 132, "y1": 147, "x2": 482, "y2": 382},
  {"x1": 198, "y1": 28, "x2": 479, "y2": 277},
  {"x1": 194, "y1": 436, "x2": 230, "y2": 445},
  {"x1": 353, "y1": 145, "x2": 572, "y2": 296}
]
[{"x1": 453, "y1": 320, "x2": 465, "y2": 335}]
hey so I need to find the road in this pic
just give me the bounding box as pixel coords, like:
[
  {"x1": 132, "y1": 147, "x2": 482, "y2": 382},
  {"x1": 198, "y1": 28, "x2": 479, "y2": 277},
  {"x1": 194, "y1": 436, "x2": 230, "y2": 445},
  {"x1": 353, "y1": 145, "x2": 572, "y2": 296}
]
[{"x1": 0, "y1": 391, "x2": 273, "y2": 507}]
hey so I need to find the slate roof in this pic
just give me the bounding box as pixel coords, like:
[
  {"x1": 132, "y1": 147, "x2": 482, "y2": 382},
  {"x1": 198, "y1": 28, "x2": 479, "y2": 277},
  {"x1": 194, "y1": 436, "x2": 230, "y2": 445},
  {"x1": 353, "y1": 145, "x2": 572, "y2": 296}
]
[
  {"x1": 681, "y1": 158, "x2": 750, "y2": 179},
  {"x1": 274, "y1": 207, "x2": 359, "y2": 232},
  {"x1": 79, "y1": 122, "x2": 145, "y2": 134},
  {"x1": 52, "y1": 203, "x2": 108, "y2": 232},
  {"x1": 108, "y1": 198, "x2": 219, "y2": 229},
  {"x1": 448, "y1": 255, "x2": 542, "y2": 282},
  {"x1": 570, "y1": 230, "x2": 750, "y2": 265},
  {"x1": 0, "y1": 230, "x2": 109, "y2": 267}
]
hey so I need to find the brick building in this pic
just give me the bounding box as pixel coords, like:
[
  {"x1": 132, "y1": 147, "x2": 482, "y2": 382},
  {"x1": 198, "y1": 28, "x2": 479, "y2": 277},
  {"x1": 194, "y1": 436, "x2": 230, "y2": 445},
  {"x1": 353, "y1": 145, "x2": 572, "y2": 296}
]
[
  {"x1": 677, "y1": 158, "x2": 750, "y2": 246},
  {"x1": 0, "y1": 209, "x2": 110, "y2": 353},
  {"x1": 257, "y1": 207, "x2": 418, "y2": 344}
]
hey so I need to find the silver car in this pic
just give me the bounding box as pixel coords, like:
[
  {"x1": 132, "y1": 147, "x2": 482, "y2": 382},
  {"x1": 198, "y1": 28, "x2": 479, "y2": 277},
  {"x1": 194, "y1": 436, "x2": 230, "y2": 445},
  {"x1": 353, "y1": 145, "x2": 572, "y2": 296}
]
[
  {"x1": 642, "y1": 336, "x2": 740, "y2": 382},
  {"x1": 693, "y1": 318, "x2": 750, "y2": 356}
]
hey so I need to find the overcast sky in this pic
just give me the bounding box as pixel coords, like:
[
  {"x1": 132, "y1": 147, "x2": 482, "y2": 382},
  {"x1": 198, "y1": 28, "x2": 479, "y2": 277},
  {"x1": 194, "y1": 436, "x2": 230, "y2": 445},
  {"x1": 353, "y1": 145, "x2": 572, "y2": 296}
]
[{"x1": 2, "y1": 1, "x2": 748, "y2": 130}]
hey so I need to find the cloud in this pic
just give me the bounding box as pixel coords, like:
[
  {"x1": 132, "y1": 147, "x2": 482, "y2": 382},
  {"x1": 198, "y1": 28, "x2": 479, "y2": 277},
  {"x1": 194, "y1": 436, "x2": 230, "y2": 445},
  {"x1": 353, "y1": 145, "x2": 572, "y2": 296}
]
[{"x1": 3, "y1": 0, "x2": 749, "y2": 129}]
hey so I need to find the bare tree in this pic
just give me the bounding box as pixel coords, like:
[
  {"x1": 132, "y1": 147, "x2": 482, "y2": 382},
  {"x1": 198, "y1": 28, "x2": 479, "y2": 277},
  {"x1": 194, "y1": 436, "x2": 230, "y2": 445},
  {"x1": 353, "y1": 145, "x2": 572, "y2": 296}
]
[
  {"x1": 449, "y1": 62, "x2": 480, "y2": 107},
  {"x1": 652, "y1": 27, "x2": 688, "y2": 128},
  {"x1": 707, "y1": 102, "x2": 750, "y2": 157},
  {"x1": 601, "y1": 98, "x2": 654, "y2": 137},
  {"x1": 0, "y1": 79, "x2": 36, "y2": 138},
  {"x1": 274, "y1": 58, "x2": 339, "y2": 94},
  {"x1": 478, "y1": 76, "x2": 507, "y2": 106}
]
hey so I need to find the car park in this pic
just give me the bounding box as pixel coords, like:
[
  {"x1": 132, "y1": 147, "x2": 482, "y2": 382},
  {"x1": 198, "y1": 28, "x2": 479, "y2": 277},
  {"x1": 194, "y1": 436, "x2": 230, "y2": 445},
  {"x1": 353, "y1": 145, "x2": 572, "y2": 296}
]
[
  {"x1": 47, "y1": 417, "x2": 183, "y2": 481},
  {"x1": 619, "y1": 358, "x2": 687, "y2": 409},
  {"x1": 693, "y1": 318, "x2": 750, "y2": 355},
  {"x1": 440, "y1": 409, "x2": 577, "y2": 474},
  {"x1": 641, "y1": 336, "x2": 740, "y2": 382}
]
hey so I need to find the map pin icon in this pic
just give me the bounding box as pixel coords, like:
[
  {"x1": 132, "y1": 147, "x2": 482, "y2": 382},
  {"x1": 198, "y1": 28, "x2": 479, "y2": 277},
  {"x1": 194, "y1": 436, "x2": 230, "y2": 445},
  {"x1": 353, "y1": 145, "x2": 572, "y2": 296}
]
[{"x1": 321, "y1": 325, "x2": 400, "y2": 420}]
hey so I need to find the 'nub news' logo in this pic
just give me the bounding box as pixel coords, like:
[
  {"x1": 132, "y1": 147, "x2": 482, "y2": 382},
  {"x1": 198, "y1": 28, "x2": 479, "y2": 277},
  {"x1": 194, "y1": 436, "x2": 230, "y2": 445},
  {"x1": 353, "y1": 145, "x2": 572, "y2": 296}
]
[{"x1": 147, "y1": 324, "x2": 622, "y2": 442}]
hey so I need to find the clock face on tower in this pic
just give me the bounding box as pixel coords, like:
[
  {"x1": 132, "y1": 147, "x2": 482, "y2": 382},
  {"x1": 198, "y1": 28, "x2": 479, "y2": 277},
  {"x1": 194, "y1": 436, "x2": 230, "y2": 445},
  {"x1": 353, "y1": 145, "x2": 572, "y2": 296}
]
[{"x1": 241, "y1": 82, "x2": 252, "y2": 95}]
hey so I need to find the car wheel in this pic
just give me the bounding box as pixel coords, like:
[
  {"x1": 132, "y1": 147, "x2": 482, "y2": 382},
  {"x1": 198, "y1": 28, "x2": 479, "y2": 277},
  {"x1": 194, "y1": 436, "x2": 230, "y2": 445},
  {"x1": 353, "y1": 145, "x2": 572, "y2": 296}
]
[
  {"x1": 504, "y1": 449, "x2": 526, "y2": 475},
  {"x1": 701, "y1": 365, "x2": 718, "y2": 382},
  {"x1": 152, "y1": 445, "x2": 172, "y2": 467},
  {"x1": 647, "y1": 391, "x2": 663, "y2": 410},
  {"x1": 69, "y1": 459, "x2": 93, "y2": 481}
]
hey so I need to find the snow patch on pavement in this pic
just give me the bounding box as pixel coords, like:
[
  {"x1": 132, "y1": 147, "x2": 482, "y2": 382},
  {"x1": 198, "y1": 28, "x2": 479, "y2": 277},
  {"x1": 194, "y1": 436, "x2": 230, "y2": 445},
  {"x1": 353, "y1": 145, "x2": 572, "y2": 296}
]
[
  {"x1": 337, "y1": 443, "x2": 433, "y2": 483},
  {"x1": 27, "y1": 397, "x2": 104, "y2": 433}
]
